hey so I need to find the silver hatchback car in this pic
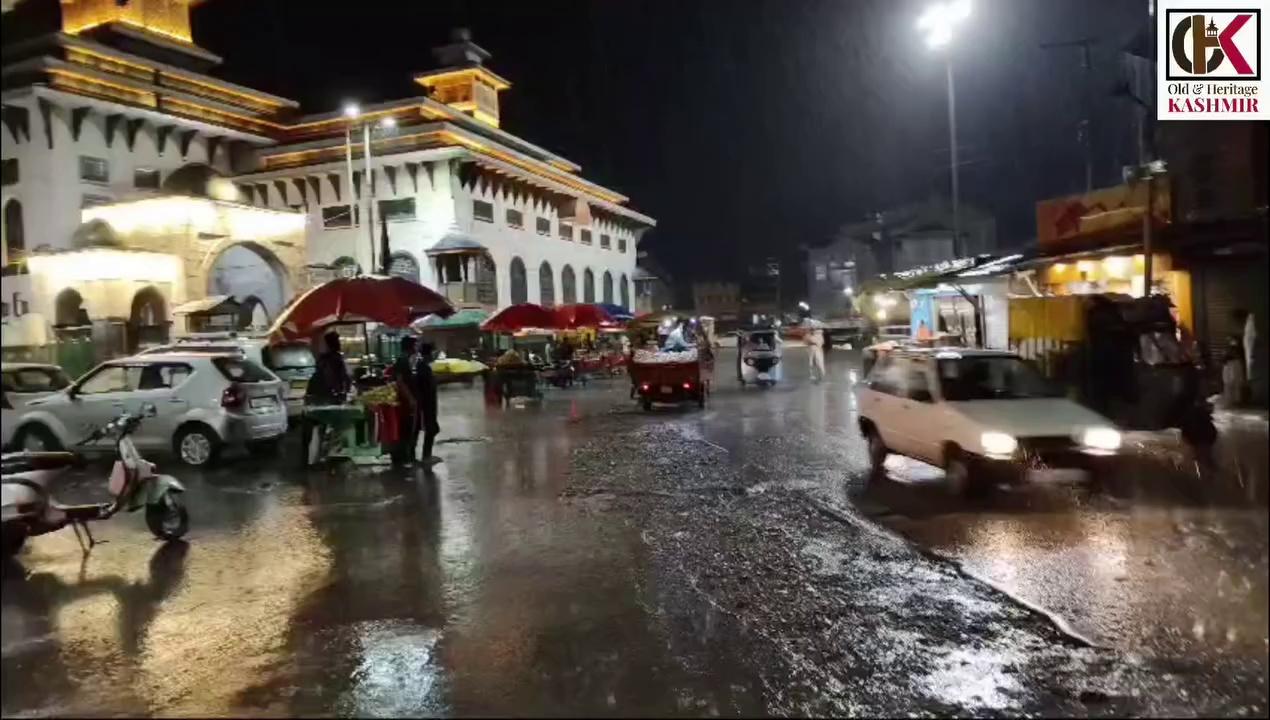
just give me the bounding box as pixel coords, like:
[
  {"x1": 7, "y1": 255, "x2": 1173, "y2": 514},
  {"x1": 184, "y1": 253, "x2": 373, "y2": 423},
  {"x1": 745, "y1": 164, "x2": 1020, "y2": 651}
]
[{"x1": 9, "y1": 352, "x2": 287, "y2": 467}]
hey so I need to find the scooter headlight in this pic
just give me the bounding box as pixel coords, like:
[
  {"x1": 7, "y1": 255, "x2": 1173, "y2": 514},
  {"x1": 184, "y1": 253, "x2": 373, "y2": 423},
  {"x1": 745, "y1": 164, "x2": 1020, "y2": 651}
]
[
  {"x1": 980, "y1": 431, "x2": 1018, "y2": 457},
  {"x1": 1081, "y1": 426, "x2": 1121, "y2": 452}
]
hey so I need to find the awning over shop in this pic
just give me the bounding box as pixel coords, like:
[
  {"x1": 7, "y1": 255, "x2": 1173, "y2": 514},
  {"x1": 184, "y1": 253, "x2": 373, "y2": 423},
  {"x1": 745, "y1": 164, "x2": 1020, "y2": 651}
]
[
  {"x1": 425, "y1": 231, "x2": 486, "y2": 256},
  {"x1": 413, "y1": 308, "x2": 489, "y2": 329},
  {"x1": 172, "y1": 295, "x2": 240, "y2": 316}
]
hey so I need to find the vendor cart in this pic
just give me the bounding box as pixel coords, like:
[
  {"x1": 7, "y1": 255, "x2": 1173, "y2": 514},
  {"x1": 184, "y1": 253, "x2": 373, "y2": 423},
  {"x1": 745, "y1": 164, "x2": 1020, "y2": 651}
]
[
  {"x1": 629, "y1": 354, "x2": 711, "y2": 410},
  {"x1": 495, "y1": 365, "x2": 542, "y2": 406}
]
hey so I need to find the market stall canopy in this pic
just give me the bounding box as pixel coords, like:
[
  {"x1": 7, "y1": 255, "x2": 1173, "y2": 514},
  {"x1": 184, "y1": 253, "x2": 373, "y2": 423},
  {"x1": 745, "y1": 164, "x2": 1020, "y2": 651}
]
[
  {"x1": 552, "y1": 303, "x2": 614, "y2": 329},
  {"x1": 268, "y1": 275, "x2": 454, "y2": 340},
  {"x1": 413, "y1": 308, "x2": 489, "y2": 329},
  {"x1": 172, "y1": 295, "x2": 240, "y2": 316},
  {"x1": 481, "y1": 303, "x2": 562, "y2": 333},
  {"x1": 631, "y1": 309, "x2": 682, "y2": 329}
]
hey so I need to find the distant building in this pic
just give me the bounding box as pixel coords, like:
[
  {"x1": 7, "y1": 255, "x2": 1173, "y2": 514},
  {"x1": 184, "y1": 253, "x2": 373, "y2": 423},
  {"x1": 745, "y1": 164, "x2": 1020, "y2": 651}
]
[
  {"x1": 633, "y1": 251, "x2": 674, "y2": 315},
  {"x1": 807, "y1": 200, "x2": 996, "y2": 318},
  {"x1": 692, "y1": 281, "x2": 740, "y2": 321},
  {"x1": 0, "y1": 1, "x2": 654, "y2": 358},
  {"x1": 740, "y1": 258, "x2": 781, "y2": 319}
]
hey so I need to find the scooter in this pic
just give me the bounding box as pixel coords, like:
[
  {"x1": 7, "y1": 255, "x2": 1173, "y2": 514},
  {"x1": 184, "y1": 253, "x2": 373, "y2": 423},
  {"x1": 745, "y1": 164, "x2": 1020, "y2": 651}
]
[{"x1": 1, "y1": 404, "x2": 189, "y2": 556}]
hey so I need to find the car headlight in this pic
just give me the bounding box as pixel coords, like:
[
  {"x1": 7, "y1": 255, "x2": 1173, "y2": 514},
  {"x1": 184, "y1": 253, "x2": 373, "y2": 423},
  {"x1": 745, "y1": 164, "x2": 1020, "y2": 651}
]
[
  {"x1": 980, "y1": 431, "x2": 1018, "y2": 457},
  {"x1": 1081, "y1": 426, "x2": 1121, "y2": 452}
]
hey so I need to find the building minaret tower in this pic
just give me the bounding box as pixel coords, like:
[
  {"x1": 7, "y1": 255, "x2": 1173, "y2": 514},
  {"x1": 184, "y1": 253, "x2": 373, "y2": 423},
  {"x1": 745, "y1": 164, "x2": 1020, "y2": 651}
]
[{"x1": 413, "y1": 29, "x2": 511, "y2": 128}]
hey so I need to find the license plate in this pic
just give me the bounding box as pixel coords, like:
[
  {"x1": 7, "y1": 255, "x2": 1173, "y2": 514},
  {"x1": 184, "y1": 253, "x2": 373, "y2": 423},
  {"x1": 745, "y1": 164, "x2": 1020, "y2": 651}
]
[
  {"x1": 757, "y1": 373, "x2": 770, "y2": 380},
  {"x1": 250, "y1": 397, "x2": 275, "y2": 409},
  {"x1": 290, "y1": 380, "x2": 307, "y2": 389},
  {"x1": 660, "y1": 385, "x2": 673, "y2": 394},
  {"x1": 1026, "y1": 468, "x2": 1088, "y2": 484}
]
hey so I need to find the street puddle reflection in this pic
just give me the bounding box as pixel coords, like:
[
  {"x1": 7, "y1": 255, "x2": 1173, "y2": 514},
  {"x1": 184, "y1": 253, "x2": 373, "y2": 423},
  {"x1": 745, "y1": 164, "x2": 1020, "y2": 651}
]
[{"x1": 338, "y1": 620, "x2": 444, "y2": 717}]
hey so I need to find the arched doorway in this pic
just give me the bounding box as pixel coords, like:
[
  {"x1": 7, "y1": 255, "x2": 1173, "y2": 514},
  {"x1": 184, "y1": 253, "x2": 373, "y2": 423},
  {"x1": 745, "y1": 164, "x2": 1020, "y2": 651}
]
[
  {"x1": 602, "y1": 271, "x2": 614, "y2": 304},
  {"x1": 3, "y1": 198, "x2": 24, "y2": 269},
  {"x1": 510, "y1": 257, "x2": 528, "y2": 304},
  {"x1": 129, "y1": 286, "x2": 169, "y2": 352},
  {"x1": 54, "y1": 287, "x2": 87, "y2": 327},
  {"x1": 583, "y1": 268, "x2": 595, "y2": 303},
  {"x1": 388, "y1": 251, "x2": 420, "y2": 283},
  {"x1": 561, "y1": 265, "x2": 577, "y2": 304},
  {"x1": 207, "y1": 242, "x2": 290, "y2": 321},
  {"x1": 620, "y1": 273, "x2": 630, "y2": 309},
  {"x1": 238, "y1": 295, "x2": 270, "y2": 331},
  {"x1": 539, "y1": 261, "x2": 555, "y2": 306}
]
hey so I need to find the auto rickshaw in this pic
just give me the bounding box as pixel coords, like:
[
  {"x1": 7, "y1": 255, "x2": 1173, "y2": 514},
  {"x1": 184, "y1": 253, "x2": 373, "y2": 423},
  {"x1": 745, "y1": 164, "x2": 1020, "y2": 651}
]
[{"x1": 737, "y1": 327, "x2": 783, "y2": 386}]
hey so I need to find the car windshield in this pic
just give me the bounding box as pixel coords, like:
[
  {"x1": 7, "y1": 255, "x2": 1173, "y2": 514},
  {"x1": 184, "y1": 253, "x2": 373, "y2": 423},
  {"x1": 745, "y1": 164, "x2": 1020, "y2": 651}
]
[
  {"x1": 938, "y1": 356, "x2": 1062, "y2": 401},
  {"x1": 266, "y1": 344, "x2": 316, "y2": 370},
  {"x1": 212, "y1": 357, "x2": 276, "y2": 383}
]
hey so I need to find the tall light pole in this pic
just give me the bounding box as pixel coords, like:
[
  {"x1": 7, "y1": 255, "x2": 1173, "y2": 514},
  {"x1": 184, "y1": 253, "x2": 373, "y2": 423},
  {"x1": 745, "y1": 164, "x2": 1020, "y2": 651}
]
[
  {"x1": 918, "y1": 0, "x2": 972, "y2": 257},
  {"x1": 341, "y1": 103, "x2": 396, "y2": 274}
]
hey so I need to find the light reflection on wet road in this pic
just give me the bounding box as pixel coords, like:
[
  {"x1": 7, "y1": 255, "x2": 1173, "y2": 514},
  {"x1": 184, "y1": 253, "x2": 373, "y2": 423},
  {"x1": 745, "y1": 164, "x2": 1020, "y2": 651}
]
[{"x1": 2, "y1": 347, "x2": 1265, "y2": 715}]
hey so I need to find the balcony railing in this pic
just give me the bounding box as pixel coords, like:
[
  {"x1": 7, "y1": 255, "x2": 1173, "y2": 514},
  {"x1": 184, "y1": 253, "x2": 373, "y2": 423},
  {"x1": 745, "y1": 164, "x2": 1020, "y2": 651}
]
[{"x1": 441, "y1": 281, "x2": 497, "y2": 307}]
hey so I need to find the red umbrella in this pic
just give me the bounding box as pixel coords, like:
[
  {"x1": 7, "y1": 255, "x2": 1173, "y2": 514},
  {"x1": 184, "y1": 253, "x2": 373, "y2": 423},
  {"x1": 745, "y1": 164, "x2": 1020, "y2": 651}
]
[
  {"x1": 268, "y1": 275, "x2": 454, "y2": 339},
  {"x1": 552, "y1": 303, "x2": 615, "y2": 329},
  {"x1": 480, "y1": 303, "x2": 561, "y2": 333}
]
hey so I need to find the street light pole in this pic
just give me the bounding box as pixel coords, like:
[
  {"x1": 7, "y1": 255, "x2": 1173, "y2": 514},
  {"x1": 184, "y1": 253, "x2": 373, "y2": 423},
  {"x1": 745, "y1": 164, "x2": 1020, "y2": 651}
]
[
  {"x1": 919, "y1": 0, "x2": 971, "y2": 258},
  {"x1": 362, "y1": 122, "x2": 376, "y2": 273},
  {"x1": 945, "y1": 59, "x2": 960, "y2": 258},
  {"x1": 342, "y1": 103, "x2": 367, "y2": 275}
]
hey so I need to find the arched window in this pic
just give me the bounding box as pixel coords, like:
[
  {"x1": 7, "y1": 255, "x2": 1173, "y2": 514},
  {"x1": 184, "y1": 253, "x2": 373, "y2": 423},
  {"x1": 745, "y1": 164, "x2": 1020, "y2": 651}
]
[
  {"x1": 620, "y1": 273, "x2": 630, "y2": 310},
  {"x1": 4, "y1": 199, "x2": 24, "y2": 266},
  {"x1": 387, "y1": 252, "x2": 420, "y2": 283},
  {"x1": 583, "y1": 268, "x2": 595, "y2": 303},
  {"x1": 602, "y1": 271, "x2": 614, "y2": 304},
  {"x1": 129, "y1": 286, "x2": 169, "y2": 352},
  {"x1": 539, "y1": 261, "x2": 555, "y2": 307},
  {"x1": 509, "y1": 256, "x2": 527, "y2": 304},
  {"x1": 561, "y1": 265, "x2": 577, "y2": 304}
]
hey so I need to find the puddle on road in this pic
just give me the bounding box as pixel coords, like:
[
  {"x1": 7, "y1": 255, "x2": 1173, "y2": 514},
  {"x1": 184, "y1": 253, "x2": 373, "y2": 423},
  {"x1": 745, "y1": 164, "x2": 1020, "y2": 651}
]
[{"x1": 337, "y1": 620, "x2": 444, "y2": 718}]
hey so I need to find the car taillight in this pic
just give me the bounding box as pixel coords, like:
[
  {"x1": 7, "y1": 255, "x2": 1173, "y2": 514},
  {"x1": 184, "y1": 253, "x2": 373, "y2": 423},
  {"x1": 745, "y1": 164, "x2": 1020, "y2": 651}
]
[
  {"x1": 640, "y1": 383, "x2": 650, "y2": 391},
  {"x1": 221, "y1": 384, "x2": 246, "y2": 410},
  {"x1": 682, "y1": 382, "x2": 692, "y2": 390}
]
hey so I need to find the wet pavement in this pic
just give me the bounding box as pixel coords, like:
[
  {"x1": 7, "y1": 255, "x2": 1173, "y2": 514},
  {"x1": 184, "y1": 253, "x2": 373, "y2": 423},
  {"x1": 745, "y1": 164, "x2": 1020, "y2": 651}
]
[{"x1": 2, "y1": 348, "x2": 1267, "y2": 716}]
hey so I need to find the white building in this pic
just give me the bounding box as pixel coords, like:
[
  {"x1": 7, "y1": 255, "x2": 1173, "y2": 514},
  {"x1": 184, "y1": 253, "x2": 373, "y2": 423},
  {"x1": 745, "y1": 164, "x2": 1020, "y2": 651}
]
[{"x1": 1, "y1": 0, "x2": 654, "y2": 364}]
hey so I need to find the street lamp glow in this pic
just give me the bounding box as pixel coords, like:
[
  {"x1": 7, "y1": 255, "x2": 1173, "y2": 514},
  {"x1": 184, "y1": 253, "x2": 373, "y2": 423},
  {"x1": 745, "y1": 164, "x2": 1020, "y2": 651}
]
[
  {"x1": 917, "y1": 0, "x2": 971, "y2": 48},
  {"x1": 342, "y1": 102, "x2": 360, "y2": 119}
]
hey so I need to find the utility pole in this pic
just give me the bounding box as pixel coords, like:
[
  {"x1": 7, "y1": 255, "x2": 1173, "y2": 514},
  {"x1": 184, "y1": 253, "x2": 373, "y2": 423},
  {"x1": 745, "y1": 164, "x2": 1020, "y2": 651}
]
[{"x1": 1041, "y1": 36, "x2": 1097, "y2": 192}]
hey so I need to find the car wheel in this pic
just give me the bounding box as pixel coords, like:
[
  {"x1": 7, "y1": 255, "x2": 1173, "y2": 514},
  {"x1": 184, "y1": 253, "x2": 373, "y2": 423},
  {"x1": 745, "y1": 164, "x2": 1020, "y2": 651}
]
[
  {"x1": 14, "y1": 424, "x2": 62, "y2": 453},
  {"x1": 945, "y1": 447, "x2": 989, "y2": 498},
  {"x1": 866, "y1": 427, "x2": 888, "y2": 482},
  {"x1": 174, "y1": 425, "x2": 221, "y2": 467}
]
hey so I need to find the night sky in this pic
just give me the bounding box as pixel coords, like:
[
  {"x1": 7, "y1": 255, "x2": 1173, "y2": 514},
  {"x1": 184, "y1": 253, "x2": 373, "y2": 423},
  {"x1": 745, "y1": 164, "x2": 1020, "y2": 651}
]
[{"x1": 192, "y1": 2, "x2": 1145, "y2": 294}]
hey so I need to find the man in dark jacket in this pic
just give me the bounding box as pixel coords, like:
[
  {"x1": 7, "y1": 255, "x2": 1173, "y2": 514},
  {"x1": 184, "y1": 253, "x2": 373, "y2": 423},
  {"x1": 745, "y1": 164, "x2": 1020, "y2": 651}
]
[{"x1": 416, "y1": 341, "x2": 441, "y2": 465}]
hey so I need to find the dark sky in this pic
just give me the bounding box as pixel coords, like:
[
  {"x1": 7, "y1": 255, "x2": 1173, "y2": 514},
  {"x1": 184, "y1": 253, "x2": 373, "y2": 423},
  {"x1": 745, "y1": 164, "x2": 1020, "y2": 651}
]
[{"x1": 191, "y1": 0, "x2": 1148, "y2": 290}]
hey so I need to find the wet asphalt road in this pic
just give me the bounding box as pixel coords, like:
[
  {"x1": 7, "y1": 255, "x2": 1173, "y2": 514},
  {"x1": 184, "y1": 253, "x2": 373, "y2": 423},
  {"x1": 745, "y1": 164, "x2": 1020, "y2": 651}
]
[{"x1": 2, "y1": 347, "x2": 1266, "y2": 716}]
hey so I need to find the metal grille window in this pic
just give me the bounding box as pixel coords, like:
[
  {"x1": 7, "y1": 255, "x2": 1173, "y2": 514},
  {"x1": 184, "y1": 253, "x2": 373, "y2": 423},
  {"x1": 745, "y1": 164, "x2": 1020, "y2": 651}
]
[
  {"x1": 536, "y1": 217, "x2": 551, "y2": 235},
  {"x1": 378, "y1": 197, "x2": 416, "y2": 222},
  {"x1": 473, "y1": 200, "x2": 494, "y2": 222},
  {"x1": 79, "y1": 156, "x2": 109, "y2": 183},
  {"x1": 600, "y1": 234, "x2": 611, "y2": 249},
  {"x1": 580, "y1": 229, "x2": 593, "y2": 245},
  {"x1": 322, "y1": 205, "x2": 357, "y2": 229},
  {"x1": 559, "y1": 223, "x2": 573, "y2": 241},
  {"x1": 134, "y1": 168, "x2": 160, "y2": 189},
  {"x1": 1, "y1": 158, "x2": 17, "y2": 186},
  {"x1": 506, "y1": 208, "x2": 524, "y2": 228},
  {"x1": 618, "y1": 237, "x2": 627, "y2": 253}
]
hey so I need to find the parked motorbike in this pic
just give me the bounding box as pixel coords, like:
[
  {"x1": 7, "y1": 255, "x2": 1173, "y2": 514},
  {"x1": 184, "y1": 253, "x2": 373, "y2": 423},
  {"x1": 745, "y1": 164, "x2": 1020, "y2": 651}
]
[{"x1": 1, "y1": 404, "x2": 189, "y2": 556}]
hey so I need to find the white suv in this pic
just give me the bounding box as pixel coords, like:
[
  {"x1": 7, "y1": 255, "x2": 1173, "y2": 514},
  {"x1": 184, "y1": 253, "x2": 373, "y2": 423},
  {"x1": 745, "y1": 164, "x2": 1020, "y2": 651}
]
[
  {"x1": 139, "y1": 335, "x2": 315, "y2": 418},
  {"x1": 9, "y1": 353, "x2": 287, "y2": 467},
  {"x1": 856, "y1": 348, "x2": 1121, "y2": 495}
]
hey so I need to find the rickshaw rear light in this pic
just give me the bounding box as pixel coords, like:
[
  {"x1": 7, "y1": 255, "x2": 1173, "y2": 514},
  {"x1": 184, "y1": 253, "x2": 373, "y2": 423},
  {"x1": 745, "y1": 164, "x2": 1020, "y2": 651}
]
[
  {"x1": 682, "y1": 382, "x2": 691, "y2": 390},
  {"x1": 640, "y1": 383, "x2": 650, "y2": 392}
]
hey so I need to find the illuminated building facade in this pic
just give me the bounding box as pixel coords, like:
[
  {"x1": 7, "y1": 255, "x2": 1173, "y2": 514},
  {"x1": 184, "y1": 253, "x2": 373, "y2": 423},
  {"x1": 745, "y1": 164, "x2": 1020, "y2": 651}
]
[{"x1": 1, "y1": 1, "x2": 653, "y2": 356}]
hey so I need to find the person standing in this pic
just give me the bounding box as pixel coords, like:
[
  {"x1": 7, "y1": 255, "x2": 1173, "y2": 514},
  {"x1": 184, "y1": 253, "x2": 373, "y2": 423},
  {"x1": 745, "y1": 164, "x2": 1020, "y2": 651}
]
[
  {"x1": 391, "y1": 336, "x2": 419, "y2": 466},
  {"x1": 805, "y1": 317, "x2": 826, "y2": 382},
  {"x1": 301, "y1": 331, "x2": 352, "y2": 465},
  {"x1": 416, "y1": 341, "x2": 442, "y2": 466}
]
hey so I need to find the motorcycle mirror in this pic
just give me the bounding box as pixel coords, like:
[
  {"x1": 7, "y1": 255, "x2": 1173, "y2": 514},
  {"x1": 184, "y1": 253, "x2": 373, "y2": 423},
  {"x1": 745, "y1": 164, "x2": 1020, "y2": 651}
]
[{"x1": 141, "y1": 402, "x2": 158, "y2": 418}]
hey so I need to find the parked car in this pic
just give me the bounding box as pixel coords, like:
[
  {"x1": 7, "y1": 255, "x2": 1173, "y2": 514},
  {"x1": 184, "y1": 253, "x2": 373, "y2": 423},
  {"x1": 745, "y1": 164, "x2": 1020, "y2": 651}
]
[
  {"x1": 8, "y1": 353, "x2": 287, "y2": 467},
  {"x1": 855, "y1": 348, "x2": 1121, "y2": 496},
  {"x1": 1, "y1": 363, "x2": 73, "y2": 450},
  {"x1": 139, "y1": 334, "x2": 315, "y2": 417}
]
